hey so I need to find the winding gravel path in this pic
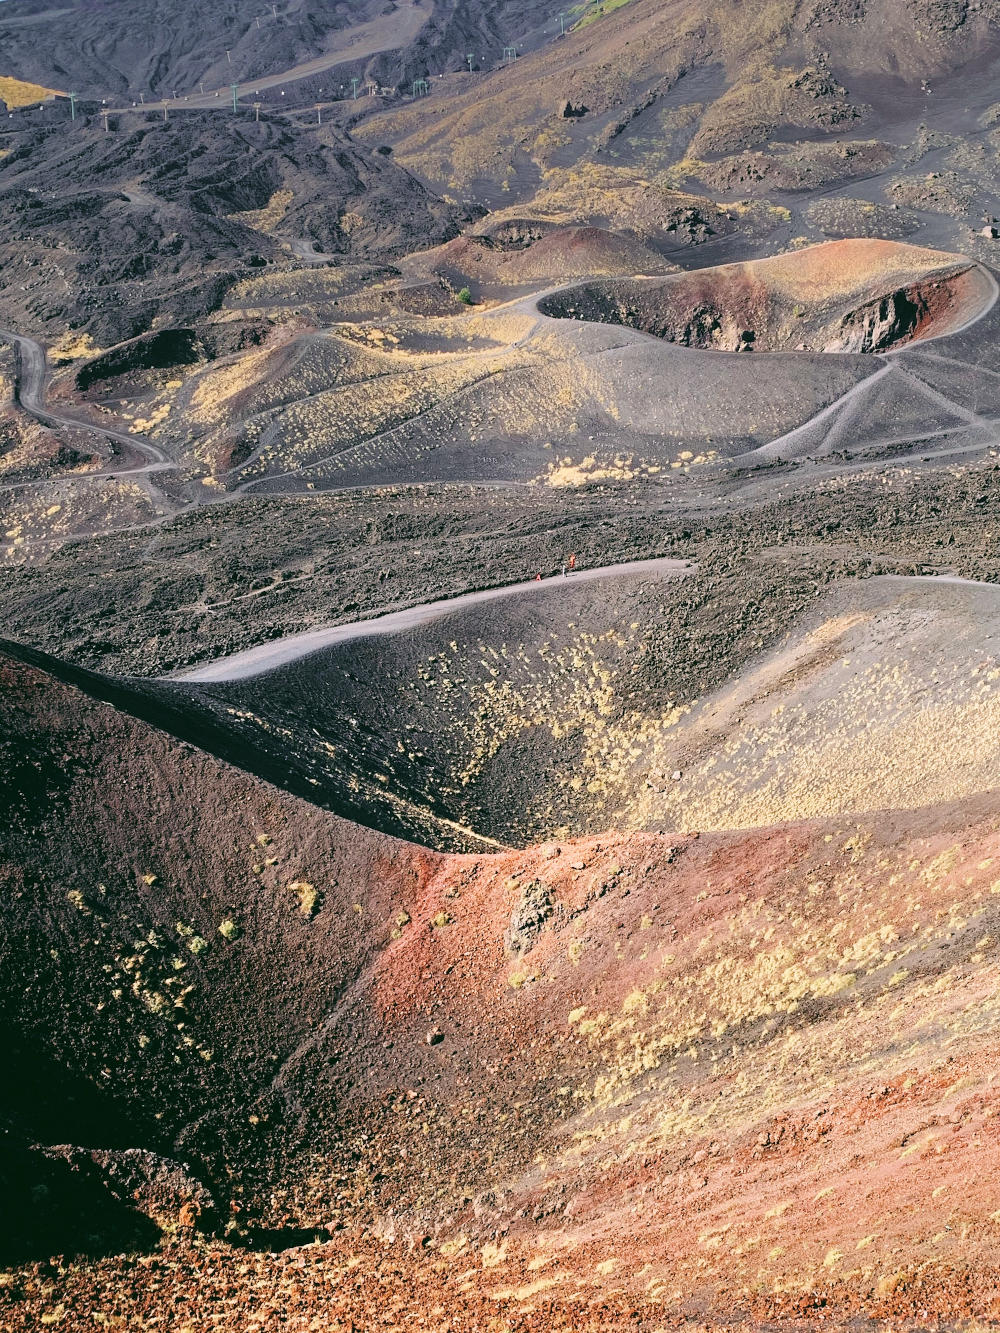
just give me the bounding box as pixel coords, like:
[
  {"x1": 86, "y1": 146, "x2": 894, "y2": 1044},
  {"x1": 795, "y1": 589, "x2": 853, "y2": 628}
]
[{"x1": 0, "y1": 326, "x2": 171, "y2": 472}]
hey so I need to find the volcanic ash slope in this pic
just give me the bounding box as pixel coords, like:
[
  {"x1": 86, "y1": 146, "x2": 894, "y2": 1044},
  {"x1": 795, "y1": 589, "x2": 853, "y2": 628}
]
[
  {"x1": 4, "y1": 644, "x2": 1000, "y2": 1327},
  {"x1": 150, "y1": 569, "x2": 1000, "y2": 853},
  {"x1": 633, "y1": 573, "x2": 1000, "y2": 833}
]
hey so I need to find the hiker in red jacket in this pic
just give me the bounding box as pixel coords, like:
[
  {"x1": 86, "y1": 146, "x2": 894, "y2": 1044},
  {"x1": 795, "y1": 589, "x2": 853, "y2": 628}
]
[{"x1": 568, "y1": 552, "x2": 577, "y2": 572}]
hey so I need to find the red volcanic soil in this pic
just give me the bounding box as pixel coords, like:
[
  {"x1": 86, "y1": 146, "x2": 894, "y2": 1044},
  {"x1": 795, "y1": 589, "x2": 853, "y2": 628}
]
[{"x1": 4, "y1": 644, "x2": 1000, "y2": 1328}]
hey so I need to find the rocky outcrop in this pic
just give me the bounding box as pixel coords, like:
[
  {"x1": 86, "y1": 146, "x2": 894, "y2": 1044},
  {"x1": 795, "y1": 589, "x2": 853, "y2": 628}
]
[
  {"x1": 41, "y1": 1146, "x2": 218, "y2": 1231},
  {"x1": 504, "y1": 878, "x2": 555, "y2": 954},
  {"x1": 824, "y1": 286, "x2": 928, "y2": 352}
]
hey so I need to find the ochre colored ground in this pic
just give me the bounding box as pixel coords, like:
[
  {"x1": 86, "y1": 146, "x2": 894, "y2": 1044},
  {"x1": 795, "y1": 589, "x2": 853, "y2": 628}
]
[{"x1": 0, "y1": 75, "x2": 58, "y2": 109}]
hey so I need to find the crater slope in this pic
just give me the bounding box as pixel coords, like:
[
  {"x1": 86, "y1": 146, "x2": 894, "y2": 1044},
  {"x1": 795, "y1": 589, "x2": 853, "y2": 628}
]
[
  {"x1": 166, "y1": 559, "x2": 695, "y2": 850},
  {"x1": 12, "y1": 560, "x2": 995, "y2": 866},
  {"x1": 538, "y1": 239, "x2": 995, "y2": 353},
  {"x1": 6, "y1": 633, "x2": 1000, "y2": 1328}
]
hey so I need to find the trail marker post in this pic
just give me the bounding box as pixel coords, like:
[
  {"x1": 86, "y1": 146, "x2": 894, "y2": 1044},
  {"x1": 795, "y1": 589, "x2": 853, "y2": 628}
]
[
  {"x1": 254, "y1": 101, "x2": 262, "y2": 121},
  {"x1": 558, "y1": 11, "x2": 567, "y2": 33},
  {"x1": 231, "y1": 82, "x2": 239, "y2": 111},
  {"x1": 315, "y1": 103, "x2": 322, "y2": 124},
  {"x1": 351, "y1": 76, "x2": 361, "y2": 99},
  {"x1": 467, "y1": 52, "x2": 474, "y2": 71},
  {"x1": 68, "y1": 91, "x2": 78, "y2": 121}
]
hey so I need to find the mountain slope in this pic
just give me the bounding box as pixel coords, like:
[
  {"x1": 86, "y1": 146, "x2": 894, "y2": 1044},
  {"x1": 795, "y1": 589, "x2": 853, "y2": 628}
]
[
  {"x1": 0, "y1": 0, "x2": 547, "y2": 102},
  {"x1": 0, "y1": 0, "x2": 416, "y2": 100},
  {"x1": 0, "y1": 110, "x2": 464, "y2": 342},
  {"x1": 354, "y1": 0, "x2": 1000, "y2": 267},
  {"x1": 4, "y1": 640, "x2": 1000, "y2": 1327}
]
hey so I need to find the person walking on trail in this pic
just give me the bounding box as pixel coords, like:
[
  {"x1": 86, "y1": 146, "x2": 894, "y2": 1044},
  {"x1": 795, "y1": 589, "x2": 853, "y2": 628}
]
[
  {"x1": 568, "y1": 552, "x2": 577, "y2": 572},
  {"x1": 561, "y1": 563, "x2": 567, "y2": 577},
  {"x1": 535, "y1": 572, "x2": 542, "y2": 582}
]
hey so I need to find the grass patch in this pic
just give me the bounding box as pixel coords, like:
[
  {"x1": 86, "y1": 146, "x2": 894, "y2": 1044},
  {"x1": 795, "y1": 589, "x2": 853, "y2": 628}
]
[{"x1": 0, "y1": 75, "x2": 59, "y2": 108}]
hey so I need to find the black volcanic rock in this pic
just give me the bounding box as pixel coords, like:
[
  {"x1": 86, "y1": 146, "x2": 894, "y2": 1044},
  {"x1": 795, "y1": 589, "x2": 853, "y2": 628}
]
[
  {"x1": 0, "y1": 111, "x2": 464, "y2": 341},
  {"x1": 0, "y1": 0, "x2": 399, "y2": 100}
]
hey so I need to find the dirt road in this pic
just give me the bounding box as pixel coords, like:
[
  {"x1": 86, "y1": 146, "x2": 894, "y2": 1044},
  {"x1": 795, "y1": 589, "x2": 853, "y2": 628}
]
[
  {"x1": 0, "y1": 326, "x2": 170, "y2": 472},
  {"x1": 172, "y1": 556, "x2": 694, "y2": 681}
]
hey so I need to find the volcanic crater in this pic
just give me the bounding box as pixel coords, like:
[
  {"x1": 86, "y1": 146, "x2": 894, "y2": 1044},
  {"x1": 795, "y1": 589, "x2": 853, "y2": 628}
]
[
  {"x1": 11, "y1": 0, "x2": 1000, "y2": 1319},
  {"x1": 537, "y1": 239, "x2": 996, "y2": 353},
  {"x1": 142, "y1": 566, "x2": 1000, "y2": 858},
  {"x1": 9, "y1": 571, "x2": 1000, "y2": 1328}
]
